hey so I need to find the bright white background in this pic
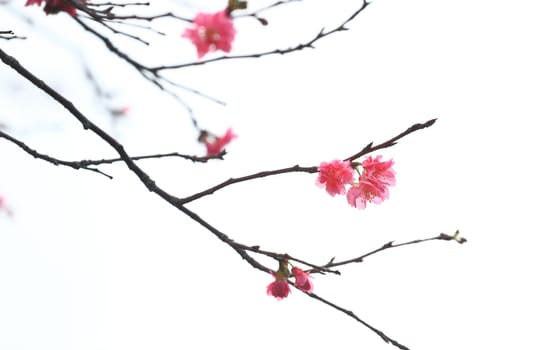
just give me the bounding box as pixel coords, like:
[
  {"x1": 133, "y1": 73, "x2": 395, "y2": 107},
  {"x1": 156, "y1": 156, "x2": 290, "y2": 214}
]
[{"x1": 1, "y1": 0, "x2": 537, "y2": 349}]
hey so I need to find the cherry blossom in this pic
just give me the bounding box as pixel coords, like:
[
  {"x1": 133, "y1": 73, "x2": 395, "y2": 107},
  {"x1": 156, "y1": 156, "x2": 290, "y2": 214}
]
[
  {"x1": 182, "y1": 10, "x2": 236, "y2": 59},
  {"x1": 361, "y1": 155, "x2": 396, "y2": 187},
  {"x1": 292, "y1": 267, "x2": 313, "y2": 293},
  {"x1": 316, "y1": 159, "x2": 355, "y2": 196},
  {"x1": 25, "y1": 0, "x2": 84, "y2": 15},
  {"x1": 200, "y1": 128, "x2": 237, "y2": 156},
  {"x1": 347, "y1": 156, "x2": 395, "y2": 209},
  {"x1": 267, "y1": 273, "x2": 291, "y2": 300}
]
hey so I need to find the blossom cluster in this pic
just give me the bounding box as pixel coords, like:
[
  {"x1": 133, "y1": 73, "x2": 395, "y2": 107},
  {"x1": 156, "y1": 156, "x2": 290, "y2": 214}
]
[
  {"x1": 266, "y1": 263, "x2": 313, "y2": 300},
  {"x1": 316, "y1": 156, "x2": 396, "y2": 209}
]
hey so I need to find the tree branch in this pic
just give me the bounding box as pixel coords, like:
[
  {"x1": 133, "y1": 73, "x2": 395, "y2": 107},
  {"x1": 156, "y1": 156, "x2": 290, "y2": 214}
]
[
  {"x1": 179, "y1": 118, "x2": 437, "y2": 204},
  {"x1": 0, "y1": 129, "x2": 113, "y2": 178},
  {"x1": 232, "y1": 241, "x2": 340, "y2": 275},
  {"x1": 179, "y1": 165, "x2": 318, "y2": 204},
  {"x1": 305, "y1": 290, "x2": 410, "y2": 350},
  {"x1": 0, "y1": 46, "x2": 267, "y2": 274},
  {"x1": 0, "y1": 45, "x2": 456, "y2": 350},
  {"x1": 318, "y1": 231, "x2": 466, "y2": 271},
  {"x1": 344, "y1": 118, "x2": 437, "y2": 162},
  {"x1": 77, "y1": 150, "x2": 226, "y2": 166},
  {"x1": 0, "y1": 30, "x2": 26, "y2": 40}
]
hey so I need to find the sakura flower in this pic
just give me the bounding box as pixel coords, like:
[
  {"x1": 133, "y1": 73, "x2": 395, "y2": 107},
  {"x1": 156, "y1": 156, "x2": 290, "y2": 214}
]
[
  {"x1": 292, "y1": 267, "x2": 313, "y2": 293},
  {"x1": 316, "y1": 159, "x2": 355, "y2": 196},
  {"x1": 267, "y1": 273, "x2": 291, "y2": 300},
  {"x1": 347, "y1": 155, "x2": 395, "y2": 209},
  {"x1": 200, "y1": 128, "x2": 237, "y2": 156},
  {"x1": 182, "y1": 10, "x2": 236, "y2": 59},
  {"x1": 25, "y1": 0, "x2": 84, "y2": 15},
  {"x1": 346, "y1": 177, "x2": 389, "y2": 209},
  {"x1": 361, "y1": 155, "x2": 396, "y2": 187}
]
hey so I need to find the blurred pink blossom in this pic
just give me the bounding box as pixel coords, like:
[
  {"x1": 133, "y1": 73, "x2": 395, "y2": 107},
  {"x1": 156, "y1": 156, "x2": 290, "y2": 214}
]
[
  {"x1": 201, "y1": 128, "x2": 237, "y2": 156},
  {"x1": 110, "y1": 106, "x2": 130, "y2": 117},
  {"x1": 25, "y1": 0, "x2": 84, "y2": 15},
  {"x1": 292, "y1": 267, "x2": 313, "y2": 293},
  {"x1": 182, "y1": 10, "x2": 236, "y2": 59},
  {"x1": 266, "y1": 273, "x2": 291, "y2": 300}
]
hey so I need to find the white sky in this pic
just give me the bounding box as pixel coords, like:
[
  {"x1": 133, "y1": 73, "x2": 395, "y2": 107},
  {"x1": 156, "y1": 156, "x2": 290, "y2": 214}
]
[{"x1": 1, "y1": 0, "x2": 537, "y2": 349}]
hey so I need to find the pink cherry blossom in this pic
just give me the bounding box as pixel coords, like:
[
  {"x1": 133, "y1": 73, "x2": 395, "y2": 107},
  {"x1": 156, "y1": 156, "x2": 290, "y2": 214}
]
[
  {"x1": 346, "y1": 155, "x2": 395, "y2": 209},
  {"x1": 316, "y1": 159, "x2": 355, "y2": 196},
  {"x1": 346, "y1": 178, "x2": 388, "y2": 209},
  {"x1": 202, "y1": 128, "x2": 237, "y2": 156},
  {"x1": 266, "y1": 273, "x2": 291, "y2": 300},
  {"x1": 25, "y1": 0, "x2": 84, "y2": 15},
  {"x1": 182, "y1": 10, "x2": 236, "y2": 59},
  {"x1": 361, "y1": 155, "x2": 396, "y2": 187},
  {"x1": 292, "y1": 267, "x2": 313, "y2": 293}
]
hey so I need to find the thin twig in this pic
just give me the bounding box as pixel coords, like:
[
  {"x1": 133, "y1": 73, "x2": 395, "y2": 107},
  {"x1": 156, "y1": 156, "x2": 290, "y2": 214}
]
[
  {"x1": 79, "y1": 151, "x2": 226, "y2": 165},
  {"x1": 0, "y1": 128, "x2": 223, "y2": 175},
  {"x1": 0, "y1": 129, "x2": 112, "y2": 178},
  {"x1": 344, "y1": 118, "x2": 437, "y2": 162},
  {"x1": 232, "y1": 242, "x2": 340, "y2": 275},
  {"x1": 305, "y1": 291, "x2": 410, "y2": 350},
  {"x1": 0, "y1": 30, "x2": 26, "y2": 40},
  {"x1": 233, "y1": 0, "x2": 302, "y2": 24},
  {"x1": 179, "y1": 165, "x2": 318, "y2": 204},
  {"x1": 319, "y1": 231, "x2": 466, "y2": 271}
]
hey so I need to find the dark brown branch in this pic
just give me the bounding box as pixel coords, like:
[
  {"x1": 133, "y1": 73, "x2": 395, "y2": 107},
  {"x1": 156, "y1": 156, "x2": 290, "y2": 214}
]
[
  {"x1": 0, "y1": 30, "x2": 26, "y2": 40},
  {"x1": 86, "y1": 1, "x2": 150, "y2": 7},
  {"x1": 78, "y1": 150, "x2": 226, "y2": 165},
  {"x1": 72, "y1": 16, "x2": 219, "y2": 130},
  {"x1": 232, "y1": 231, "x2": 466, "y2": 277},
  {"x1": 0, "y1": 127, "x2": 223, "y2": 176},
  {"x1": 232, "y1": 241, "x2": 340, "y2": 275},
  {"x1": 344, "y1": 118, "x2": 437, "y2": 162},
  {"x1": 73, "y1": 16, "x2": 152, "y2": 73},
  {"x1": 81, "y1": 14, "x2": 152, "y2": 45},
  {"x1": 100, "y1": 12, "x2": 191, "y2": 23},
  {"x1": 76, "y1": 0, "x2": 191, "y2": 23},
  {"x1": 305, "y1": 290, "x2": 410, "y2": 350},
  {"x1": 179, "y1": 165, "x2": 318, "y2": 204},
  {"x1": 319, "y1": 231, "x2": 466, "y2": 271},
  {"x1": 0, "y1": 46, "x2": 266, "y2": 274},
  {"x1": 244, "y1": 0, "x2": 302, "y2": 15},
  {"x1": 0, "y1": 129, "x2": 112, "y2": 178},
  {"x1": 233, "y1": 0, "x2": 302, "y2": 24}
]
